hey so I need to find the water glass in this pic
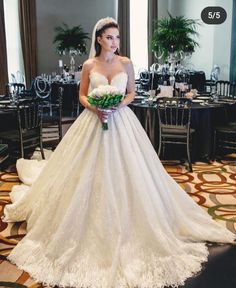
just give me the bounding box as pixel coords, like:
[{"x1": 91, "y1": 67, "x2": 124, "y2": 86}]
[
  {"x1": 10, "y1": 91, "x2": 18, "y2": 105},
  {"x1": 213, "y1": 91, "x2": 219, "y2": 102}
]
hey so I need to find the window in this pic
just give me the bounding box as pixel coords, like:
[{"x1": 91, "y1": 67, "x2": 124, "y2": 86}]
[
  {"x1": 130, "y1": 0, "x2": 148, "y2": 77},
  {"x1": 4, "y1": 0, "x2": 25, "y2": 83}
]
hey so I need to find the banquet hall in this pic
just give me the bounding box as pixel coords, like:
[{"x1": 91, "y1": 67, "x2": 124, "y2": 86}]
[{"x1": 0, "y1": 0, "x2": 236, "y2": 287}]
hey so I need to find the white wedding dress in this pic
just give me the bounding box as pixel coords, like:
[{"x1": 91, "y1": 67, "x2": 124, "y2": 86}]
[{"x1": 3, "y1": 72, "x2": 235, "y2": 288}]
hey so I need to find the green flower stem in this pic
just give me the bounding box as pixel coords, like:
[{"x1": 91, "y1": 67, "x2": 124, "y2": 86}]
[{"x1": 102, "y1": 122, "x2": 108, "y2": 130}]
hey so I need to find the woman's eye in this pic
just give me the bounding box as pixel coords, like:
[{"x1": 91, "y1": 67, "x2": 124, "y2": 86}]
[{"x1": 107, "y1": 36, "x2": 112, "y2": 40}]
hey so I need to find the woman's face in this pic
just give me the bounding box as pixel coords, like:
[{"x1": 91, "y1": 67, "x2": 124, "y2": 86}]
[{"x1": 97, "y1": 27, "x2": 120, "y2": 54}]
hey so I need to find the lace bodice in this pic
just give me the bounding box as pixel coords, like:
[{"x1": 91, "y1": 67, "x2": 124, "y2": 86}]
[{"x1": 88, "y1": 71, "x2": 128, "y2": 94}]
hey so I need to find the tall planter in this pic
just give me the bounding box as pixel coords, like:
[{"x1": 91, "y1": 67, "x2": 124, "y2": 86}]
[
  {"x1": 53, "y1": 23, "x2": 89, "y2": 73},
  {"x1": 152, "y1": 13, "x2": 200, "y2": 62}
]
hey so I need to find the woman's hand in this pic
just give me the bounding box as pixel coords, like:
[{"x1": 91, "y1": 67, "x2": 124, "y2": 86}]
[{"x1": 96, "y1": 108, "x2": 117, "y2": 122}]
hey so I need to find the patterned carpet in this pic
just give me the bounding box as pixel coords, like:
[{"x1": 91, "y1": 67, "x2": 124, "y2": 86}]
[{"x1": 0, "y1": 160, "x2": 236, "y2": 287}]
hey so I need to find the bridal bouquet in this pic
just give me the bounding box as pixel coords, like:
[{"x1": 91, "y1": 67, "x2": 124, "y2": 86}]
[{"x1": 88, "y1": 85, "x2": 124, "y2": 130}]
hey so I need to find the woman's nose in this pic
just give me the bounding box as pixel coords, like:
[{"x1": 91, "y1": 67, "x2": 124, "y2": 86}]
[{"x1": 114, "y1": 38, "x2": 119, "y2": 45}]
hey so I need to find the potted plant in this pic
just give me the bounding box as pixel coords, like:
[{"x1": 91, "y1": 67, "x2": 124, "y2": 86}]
[
  {"x1": 152, "y1": 12, "x2": 200, "y2": 62},
  {"x1": 53, "y1": 23, "x2": 89, "y2": 72},
  {"x1": 53, "y1": 23, "x2": 89, "y2": 55}
]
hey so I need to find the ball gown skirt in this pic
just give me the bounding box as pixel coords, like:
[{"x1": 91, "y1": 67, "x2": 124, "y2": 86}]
[{"x1": 3, "y1": 72, "x2": 235, "y2": 288}]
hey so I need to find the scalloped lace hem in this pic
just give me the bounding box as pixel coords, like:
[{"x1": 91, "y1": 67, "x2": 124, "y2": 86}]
[{"x1": 8, "y1": 240, "x2": 209, "y2": 288}]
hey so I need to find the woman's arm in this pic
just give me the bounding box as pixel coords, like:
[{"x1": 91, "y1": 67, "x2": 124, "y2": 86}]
[
  {"x1": 79, "y1": 60, "x2": 105, "y2": 121},
  {"x1": 79, "y1": 60, "x2": 97, "y2": 113},
  {"x1": 119, "y1": 57, "x2": 135, "y2": 108}
]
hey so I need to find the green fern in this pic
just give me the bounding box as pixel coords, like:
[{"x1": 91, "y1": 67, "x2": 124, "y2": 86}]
[
  {"x1": 53, "y1": 23, "x2": 89, "y2": 55},
  {"x1": 152, "y1": 12, "x2": 200, "y2": 60}
]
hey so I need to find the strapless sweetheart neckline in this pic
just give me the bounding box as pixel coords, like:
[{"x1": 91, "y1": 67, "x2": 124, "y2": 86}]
[{"x1": 90, "y1": 71, "x2": 127, "y2": 85}]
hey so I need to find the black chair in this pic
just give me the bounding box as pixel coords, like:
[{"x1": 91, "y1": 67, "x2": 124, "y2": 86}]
[
  {"x1": 5, "y1": 83, "x2": 26, "y2": 100},
  {"x1": 6, "y1": 82, "x2": 36, "y2": 100},
  {"x1": 213, "y1": 121, "x2": 236, "y2": 159},
  {"x1": 189, "y1": 71, "x2": 206, "y2": 93},
  {"x1": 216, "y1": 80, "x2": 236, "y2": 99},
  {"x1": 19, "y1": 79, "x2": 37, "y2": 98},
  {"x1": 0, "y1": 100, "x2": 44, "y2": 159},
  {"x1": 34, "y1": 76, "x2": 52, "y2": 104},
  {"x1": 204, "y1": 79, "x2": 216, "y2": 93},
  {"x1": 41, "y1": 86, "x2": 63, "y2": 148},
  {"x1": 0, "y1": 143, "x2": 9, "y2": 168},
  {"x1": 51, "y1": 82, "x2": 79, "y2": 117},
  {"x1": 139, "y1": 69, "x2": 151, "y2": 91},
  {"x1": 156, "y1": 97, "x2": 195, "y2": 172}
]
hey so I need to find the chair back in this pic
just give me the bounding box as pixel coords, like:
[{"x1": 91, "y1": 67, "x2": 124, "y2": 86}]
[
  {"x1": 16, "y1": 100, "x2": 44, "y2": 158},
  {"x1": 139, "y1": 69, "x2": 151, "y2": 91},
  {"x1": 204, "y1": 79, "x2": 216, "y2": 93},
  {"x1": 216, "y1": 80, "x2": 236, "y2": 99},
  {"x1": 189, "y1": 71, "x2": 206, "y2": 92},
  {"x1": 6, "y1": 83, "x2": 26, "y2": 97},
  {"x1": 34, "y1": 76, "x2": 51, "y2": 99},
  {"x1": 156, "y1": 97, "x2": 193, "y2": 172},
  {"x1": 0, "y1": 144, "x2": 9, "y2": 166},
  {"x1": 42, "y1": 85, "x2": 63, "y2": 119},
  {"x1": 0, "y1": 100, "x2": 44, "y2": 159},
  {"x1": 57, "y1": 86, "x2": 63, "y2": 120},
  {"x1": 156, "y1": 97, "x2": 192, "y2": 129},
  {"x1": 17, "y1": 100, "x2": 42, "y2": 131},
  {"x1": 41, "y1": 86, "x2": 63, "y2": 146}
]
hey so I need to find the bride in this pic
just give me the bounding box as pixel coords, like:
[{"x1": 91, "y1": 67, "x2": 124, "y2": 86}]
[{"x1": 3, "y1": 17, "x2": 235, "y2": 288}]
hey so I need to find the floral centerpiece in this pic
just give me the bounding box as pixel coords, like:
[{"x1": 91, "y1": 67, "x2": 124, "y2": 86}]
[{"x1": 88, "y1": 85, "x2": 124, "y2": 130}]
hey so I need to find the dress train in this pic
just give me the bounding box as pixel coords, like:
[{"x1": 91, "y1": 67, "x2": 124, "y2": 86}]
[{"x1": 3, "y1": 72, "x2": 235, "y2": 288}]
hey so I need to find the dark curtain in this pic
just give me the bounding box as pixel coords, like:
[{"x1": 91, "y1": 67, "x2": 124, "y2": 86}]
[
  {"x1": 19, "y1": 0, "x2": 37, "y2": 88},
  {"x1": 118, "y1": 0, "x2": 130, "y2": 57},
  {"x1": 148, "y1": 0, "x2": 158, "y2": 67},
  {"x1": 0, "y1": 0, "x2": 8, "y2": 94}
]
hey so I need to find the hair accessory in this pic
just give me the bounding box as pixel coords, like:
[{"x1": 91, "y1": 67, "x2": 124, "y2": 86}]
[
  {"x1": 89, "y1": 17, "x2": 117, "y2": 58},
  {"x1": 96, "y1": 17, "x2": 117, "y2": 31}
]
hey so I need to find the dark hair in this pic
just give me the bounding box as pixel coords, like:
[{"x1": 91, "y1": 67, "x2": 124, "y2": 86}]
[{"x1": 95, "y1": 22, "x2": 120, "y2": 57}]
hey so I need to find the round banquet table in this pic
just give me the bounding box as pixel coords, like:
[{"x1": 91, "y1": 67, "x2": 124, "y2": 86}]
[{"x1": 130, "y1": 100, "x2": 236, "y2": 161}]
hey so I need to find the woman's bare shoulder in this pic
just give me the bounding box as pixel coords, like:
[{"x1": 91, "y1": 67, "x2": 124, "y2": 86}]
[
  {"x1": 119, "y1": 55, "x2": 132, "y2": 65},
  {"x1": 118, "y1": 56, "x2": 133, "y2": 74},
  {"x1": 82, "y1": 58, "x2": 96, "y2": 72}
]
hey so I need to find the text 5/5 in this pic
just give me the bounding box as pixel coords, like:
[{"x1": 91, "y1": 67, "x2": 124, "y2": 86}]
[{"x1": 201, "y1": 7, "x2": 227, "y2": 24}]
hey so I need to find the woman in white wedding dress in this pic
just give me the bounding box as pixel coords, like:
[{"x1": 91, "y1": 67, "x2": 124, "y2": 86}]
[{"x1": 3, "y1": 17, "x2": 235, "y2": 288}]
